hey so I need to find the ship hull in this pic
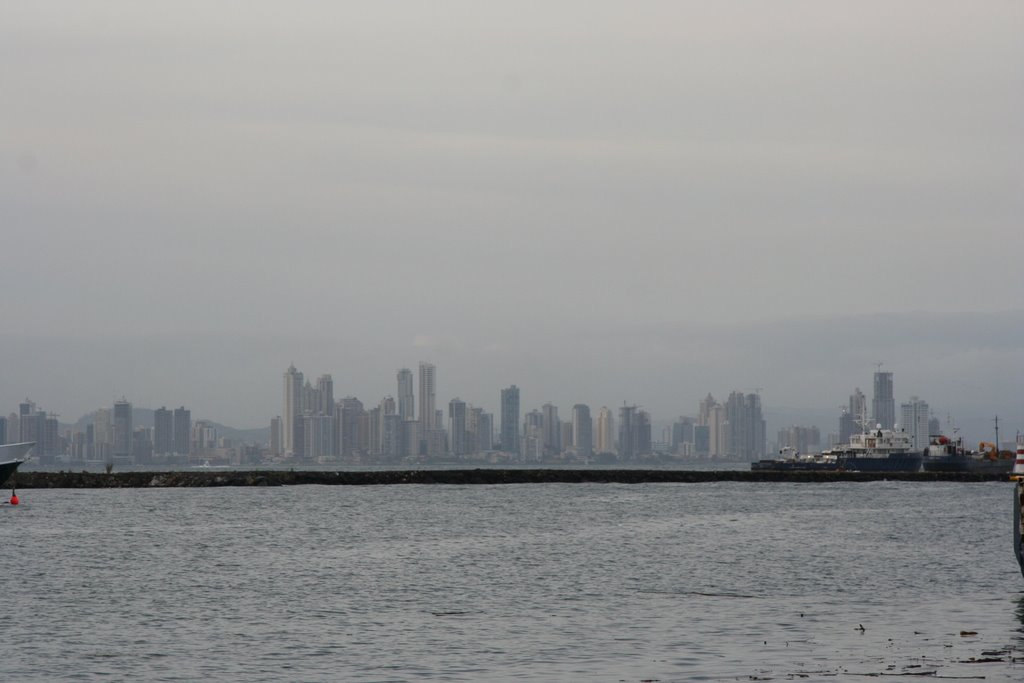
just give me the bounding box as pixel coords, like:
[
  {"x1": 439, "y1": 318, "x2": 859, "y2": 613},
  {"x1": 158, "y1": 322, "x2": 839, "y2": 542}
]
[
  {"x1": 839, "y1": 453, "x2": 923, "y2": 472},
  {"x1": 750, "y1": 460, "x2": 839, "y2": 472},
  {"x1": 923, "y1": 455, "x2": 1013, "y2": 474},
  {"x1": 0, "y1": 442, "x2": 34, "y2": 486},
  {"x1": 0, "y1": 459, "x2": 23, "y2": 486}
]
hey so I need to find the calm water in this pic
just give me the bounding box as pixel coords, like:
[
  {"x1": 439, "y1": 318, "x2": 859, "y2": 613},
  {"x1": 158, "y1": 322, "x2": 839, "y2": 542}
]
[{"x1": 2, "y1": 482, "x2": 1023, "y2": 681}]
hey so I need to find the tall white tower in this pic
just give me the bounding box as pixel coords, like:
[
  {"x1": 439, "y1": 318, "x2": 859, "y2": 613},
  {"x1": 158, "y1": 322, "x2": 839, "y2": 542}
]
[{"x1": 283, "y1": 364, "x2": 303, "y2": 455}]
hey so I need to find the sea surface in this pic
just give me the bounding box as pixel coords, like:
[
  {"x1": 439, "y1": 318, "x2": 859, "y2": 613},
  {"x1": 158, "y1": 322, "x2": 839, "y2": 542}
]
[{"x1": 2, "y1": 481, "x2": 1022, "y2": 681}]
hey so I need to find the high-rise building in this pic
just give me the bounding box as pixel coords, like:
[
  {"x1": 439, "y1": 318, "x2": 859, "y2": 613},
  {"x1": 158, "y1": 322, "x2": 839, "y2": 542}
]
[
  {"x1": 0, "y1": 416, "x2": 6, "y2": 445},
  {"x1": 397, "y1": 369, "x2": 415, "y2": 421},
  {"x1": 694, "y1": 425, "x2": 710, "y2": 456},
  {"x1": 269, "y1": 416, "x2": 282, "y2": 455},
  {"x1": 191, "y1": 420, "x2": 217, "y2": 454},
  {"x1": 381, "y1": 413, "x2": 401, "y2": 459},
  {"x1": 418, "y1": 362, "x2": 436, "y2": 431},
  {"x1": 705, "y1": 402, "x2": 726, "y2": 457},
  {"x1": 154, "y1": 407, "x2": 173, "y2": 455},
  {"x1": 449, "y1": 398, "x2": 468, "y2": 456},
  {"x1": 572, "y1": 404, "x2": 592, "y2": 457},
  {"x1": 304, "y1": 414, "x2": 335, "y2": 461},
  {"x1": 596, "y1": 407, "x2": 614, "y2": 454},
  {"x1": 500, "y1": 385, "x2": 520, "y2": 454},
  {"x1": 839, "y1": 387, "x2": 867, "y2": 444},
  {"x1": 618, "y1": 405, "x2": 637, "y2": 459},
  {"x1": 873, "y1": 371, "x2": 895, "y2": 429},
  {"x1": 541, "y1": 403, "x2": 560, "y2": 456},
  {"x1": 475, "y1": 411, "x2": 493, "y2": 452},
  {"x1": 724, "y1": 391, "x2": 765, "y2": 460},
  {"x1": 93, "y1": 408, "x2": 113, "y2": 461},
  {"x1": 671, "y1": 417, "x2": 695, "y2": 453},
  {"x1": 283, "y1": 364, "x2": 303, "y2": 455},
  {"x1": 698, "y1": 394, "x2": 716, "y2": 427},
  {"x1": 367, "y1": 406, "x2": 382, "y2": 455},
  {"x1": 173, "y1": 407, "x2": 191, "y2": 455},
  {"x1": 315, "y1": 375, "x2": 335, "y2": 416},
  {"x1": 900, "y1": 396, "x2": 929, "y2": 450},
  {"x1": 337, "y1": 397, "x2": 364, "y2": 458},
  {"x1": 560, "y1": 422, "x2": 574, "y2": 454},
  {"x1": 636, "y1": 410, "x2": 652, "y2": 456},
  {"x1": 113, "y1": 398, "x2": 132, "y2": 461}
]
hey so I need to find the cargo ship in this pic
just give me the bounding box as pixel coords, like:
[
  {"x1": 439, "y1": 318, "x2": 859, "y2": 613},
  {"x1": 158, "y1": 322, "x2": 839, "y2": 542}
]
[
  {"x1": 751, "y1": 422, "x2": 921, "y2": 472},
  {"x1": 922, "y1": 433, "x2": 1013, "y2": 474}
]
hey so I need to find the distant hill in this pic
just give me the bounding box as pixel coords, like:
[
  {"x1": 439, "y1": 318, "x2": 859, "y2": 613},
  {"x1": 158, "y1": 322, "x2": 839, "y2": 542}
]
[{"x1": 64, "y1": 408, "x2": 270, "y2": 445}]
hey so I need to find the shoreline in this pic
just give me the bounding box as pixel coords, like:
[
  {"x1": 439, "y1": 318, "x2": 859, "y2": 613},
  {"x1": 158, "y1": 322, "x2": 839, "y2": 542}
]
[{"x1": 4, "y1": 469, "x2": 1012, "y2": 488}]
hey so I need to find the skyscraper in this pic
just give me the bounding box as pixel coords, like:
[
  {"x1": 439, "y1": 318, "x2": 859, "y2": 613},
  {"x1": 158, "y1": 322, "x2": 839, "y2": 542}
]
[
  {"x1": 154, "y1": 407, "x2": 173, "y2": 455},
  {"x1": 173, "y1": 406, "x2": 191, "y2": 455},
  {"x1": 636, "y1": 410, "x2": 652, "y2": 456},
  {"x1": 873, "y1": 370, "x2": 895, "y2": 429},
  {"x1": 304, "y1": 413, "x2": 335, "y2": 461},
  {"x1": 269, "y1": 416, "x2": 282, "y2": 455},
  {"x1": 418, "y1": 362, "x2": 436, "y2": 430},
  {"x1": 596, "y1": 407, "x2": 614, "y2": 454},
  {"x1": 900, "y1": 396, "x2": 929, "y2": 449},
  {"x1": 500, "y1": 385, "x2": 520, "y2": 454},
  {"x1": 671, "y1": 417, "x2": 695, "y2": 453},
  {"x1": 113, "y1": 398, "x2": 132, "y2": 461},
  {"x1": 572, "y1": 404, "x2": 593, "y2": 457},
  {"x1": 315, "y1": 375, "x2": 335, "y2": 415},
  {"x1": 397, "y1": 368, "x2": 415, "y2": 420},
  {"x1": 840, "y1": 387, "x2": 867, "y2": 444},
  {"x1": 337, "y1": 397, "x2": 364, "y2": 458},
  {"x1": 283, "y1": 364, "x2": 303, "y2": 455},
  {"x1": 541, "y1": 403, "x2": 560, "y2": 456},
  {"x1": 618, "y1": 405, "x2": 637, "y2": 459},
  {"x1": 449, "y1": 398, "x2": 468, "y2": 456},
  {"x1": 724, "y1": 391, "x2": 766, "y2": 460},
  {"x1": 475, "y1": 411, "x2": 493, "y2": 452}
]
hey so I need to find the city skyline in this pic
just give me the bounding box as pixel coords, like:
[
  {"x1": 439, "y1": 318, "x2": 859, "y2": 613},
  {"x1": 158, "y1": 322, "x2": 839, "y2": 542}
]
[
  {"x1": 7, "y1": 360, "x2": 1015, "y2": 467},
  {"x1": 2, "y1": 4, "x2": 1021, "y2": 438},
  {"x1": 4, "y1": 354, "x2": 1019, "y2": 450}
]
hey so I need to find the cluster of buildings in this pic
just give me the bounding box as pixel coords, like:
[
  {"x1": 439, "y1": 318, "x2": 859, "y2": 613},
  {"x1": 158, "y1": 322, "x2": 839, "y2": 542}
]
[
  {"x1": 271, "y1": 363, "x2": 770, "y2": 464},
  {"x1": 0, "y1": 398, "x2": 252, "y2": 466},
  {"x1": 1, "y1": 368, "x2": 946, "y2": 468},
  {"x1": 273, "y1": 363, "x2": 499, "y2": 463}
]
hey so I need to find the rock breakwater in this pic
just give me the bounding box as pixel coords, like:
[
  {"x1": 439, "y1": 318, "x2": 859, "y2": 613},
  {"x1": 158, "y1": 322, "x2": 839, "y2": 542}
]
[{"x1": 7, "y1": 469, "x2": 1009, "y2": 488}]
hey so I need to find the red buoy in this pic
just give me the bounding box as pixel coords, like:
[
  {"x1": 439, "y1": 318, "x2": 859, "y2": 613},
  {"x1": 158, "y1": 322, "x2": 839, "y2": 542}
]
[{"x1": 9, "y1": 493, "x2": 19, "y2": 506}]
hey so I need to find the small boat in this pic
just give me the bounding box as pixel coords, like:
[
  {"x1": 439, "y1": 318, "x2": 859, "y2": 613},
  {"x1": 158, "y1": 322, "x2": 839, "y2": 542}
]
[{"x1": 0, "y1": 442, "x2": 36, "y2": 486}]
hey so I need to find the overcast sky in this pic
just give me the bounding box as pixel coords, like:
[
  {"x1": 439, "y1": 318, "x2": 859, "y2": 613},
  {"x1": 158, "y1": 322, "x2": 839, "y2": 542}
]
[{"x1": 2, "y1": 2, "x2": 1022, "y2": 438}]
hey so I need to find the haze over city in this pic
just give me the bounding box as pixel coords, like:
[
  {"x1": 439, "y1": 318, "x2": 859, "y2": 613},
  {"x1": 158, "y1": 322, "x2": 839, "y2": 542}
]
[{"x1": 3, "y1": 2, "x2": 1022, "y2": 434}]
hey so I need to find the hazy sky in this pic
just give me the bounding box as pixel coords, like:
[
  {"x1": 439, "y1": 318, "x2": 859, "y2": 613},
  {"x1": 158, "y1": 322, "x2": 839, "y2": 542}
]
[{"x1": 3, "y1": 2, "x2": 1022, "y2": 436}]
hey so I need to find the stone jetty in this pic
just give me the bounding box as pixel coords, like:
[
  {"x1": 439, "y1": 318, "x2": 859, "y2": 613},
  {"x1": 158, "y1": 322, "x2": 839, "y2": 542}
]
[{"x1": 6, "y1": 469, "x2": 1010, "y2": 488}]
